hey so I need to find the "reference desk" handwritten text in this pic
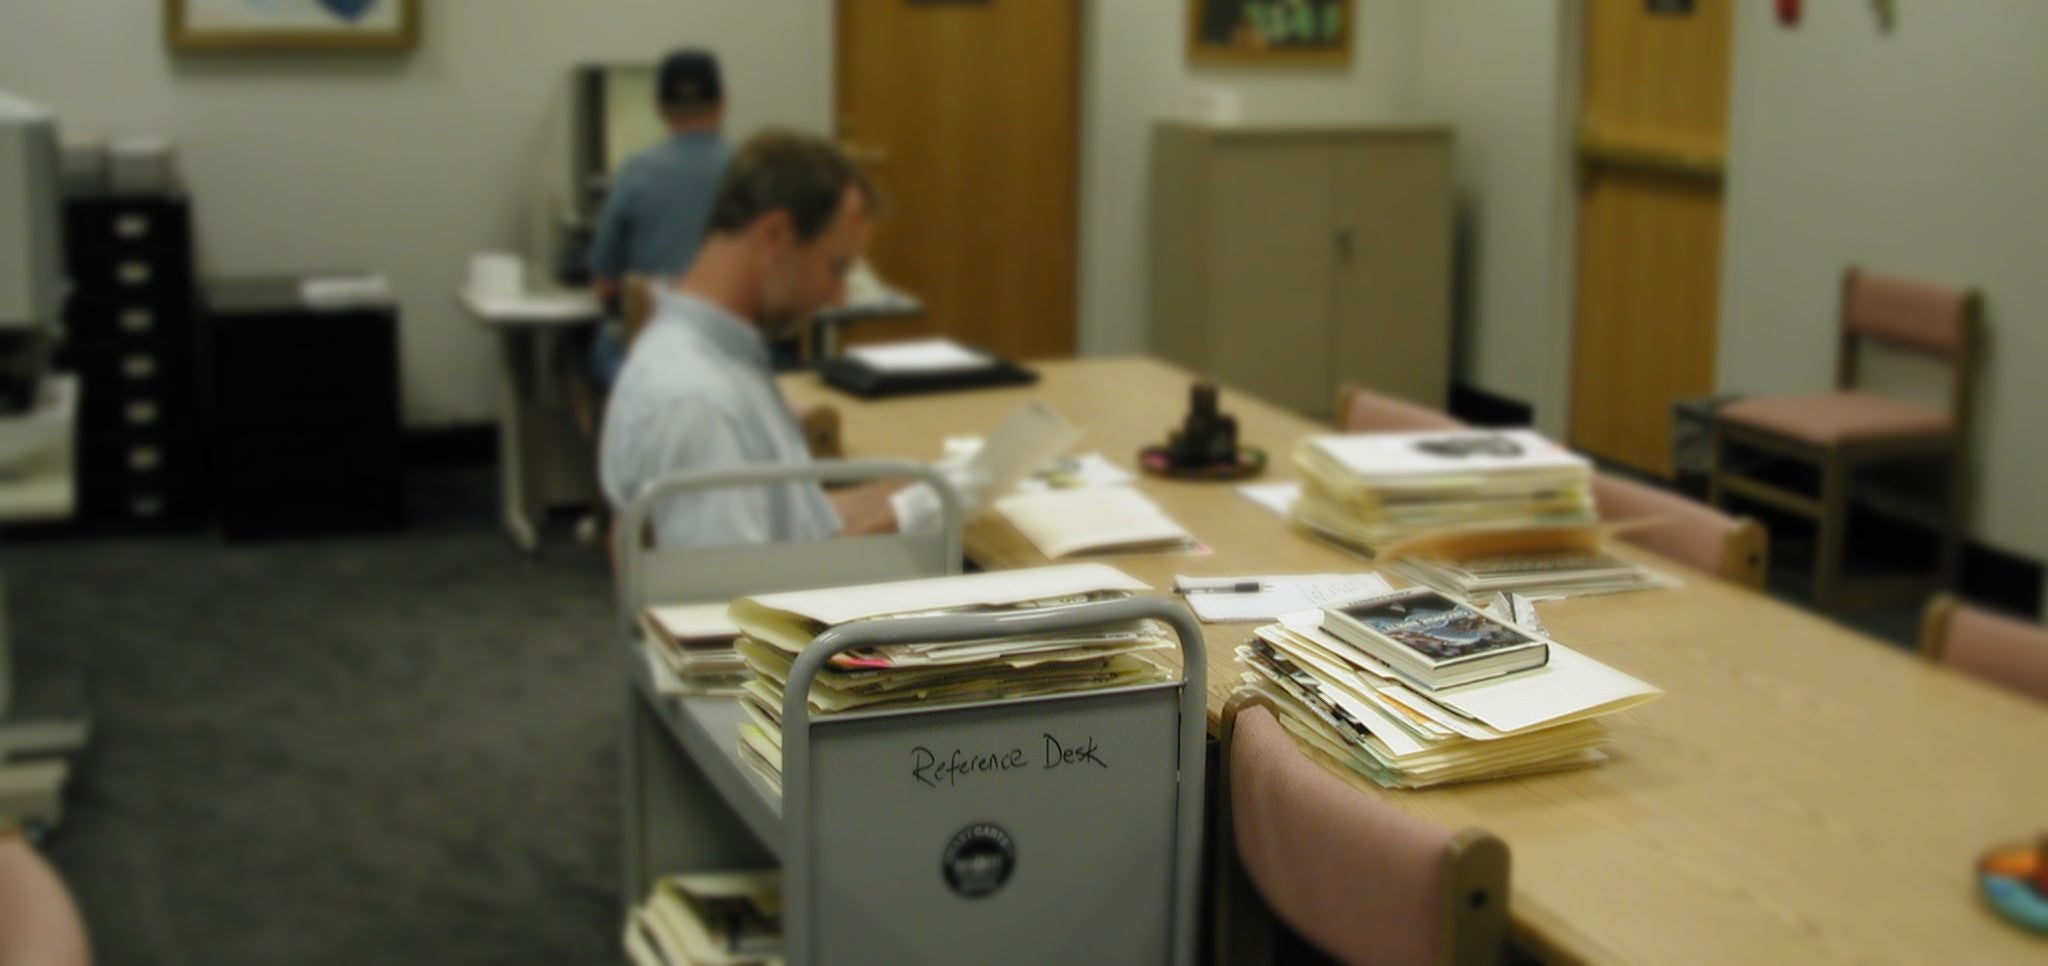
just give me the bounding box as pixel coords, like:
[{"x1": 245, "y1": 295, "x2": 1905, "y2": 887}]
[{"x1": 911, "y1": 733, "x2": 1108, "y2": 788}]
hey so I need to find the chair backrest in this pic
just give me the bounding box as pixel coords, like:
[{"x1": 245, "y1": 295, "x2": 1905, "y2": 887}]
[
  {"x1": 0, "y1": 833, "x2": 91, "y2": 966},
  {"x1": 1837, "y1": 268, "x2": 1983, "y2": 430},
  {"x1": 1591, "y1": 472, "x2": 1767, "y2": 589},
  {"x1": 1335, "y1": 384, "x2": 1465, "y2": 434},
  {"x1": 1920, "y1": 595, "x2": 2048, "y2": 704},
  {"x1": 1222, "y1": 695, "x2": 1508, "y2": 966},
  {"x1": 615, "y1": 459, "x2": 962, "y2": 631}
]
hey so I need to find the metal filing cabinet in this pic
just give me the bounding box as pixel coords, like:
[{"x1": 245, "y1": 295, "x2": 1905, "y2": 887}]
[{"x1": 58, "y1": 192, "x2": 210, "y2": 529}]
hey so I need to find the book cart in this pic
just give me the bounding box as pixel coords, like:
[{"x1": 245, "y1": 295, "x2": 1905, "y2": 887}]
[{"x1": 617, "y1": 463, "x2": 1208, "y2": 964}]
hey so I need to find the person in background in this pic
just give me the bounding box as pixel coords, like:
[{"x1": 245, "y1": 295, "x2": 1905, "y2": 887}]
[
  {"x1": 600, "y1": 131, "x2": 984, "y2": 550},
  {"x1": 583, "y1": 48, "x2": 732, "y2": 384}
]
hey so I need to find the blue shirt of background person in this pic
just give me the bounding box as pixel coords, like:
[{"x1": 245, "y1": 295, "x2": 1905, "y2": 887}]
[{"x1": 583, "y1": 48, "x2": 732, "y2": 389}]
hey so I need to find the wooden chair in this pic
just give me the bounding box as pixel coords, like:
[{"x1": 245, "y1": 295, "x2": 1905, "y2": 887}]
[
  {"x1": 1335, "y1": 384, "x2": 1465, "y2": 433},
  {"x1": 1710, "y1": 267, "x2": 1981, "y2": 609},
  {"x1": 0, "y1": 828, "x2": 91, "y2": 966},
  {"x1": 1592, "y1": 472, "x2": 1768, "y2": 589},
  {"x1": 1218, "y1": 692, "x2": 1508, "y2": 966},
  {"x1": 1919, "y1": 595, "x2": 2048, "y2": 704}
]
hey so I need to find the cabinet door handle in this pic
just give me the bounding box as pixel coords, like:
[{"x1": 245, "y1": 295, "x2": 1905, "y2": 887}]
[{"x1": 1335, "y1": 228, "x2": 1354, "y2": 260}]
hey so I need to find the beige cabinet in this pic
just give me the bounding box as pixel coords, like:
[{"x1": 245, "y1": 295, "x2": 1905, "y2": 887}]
[{"x1": 1148, "y1": 122, "x2": 1453, "y2": 418}]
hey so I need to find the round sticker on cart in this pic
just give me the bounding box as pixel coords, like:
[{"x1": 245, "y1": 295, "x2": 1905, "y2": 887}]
[{"x1": 941, "y1": 823, "x2": 1016, "y2": 899}]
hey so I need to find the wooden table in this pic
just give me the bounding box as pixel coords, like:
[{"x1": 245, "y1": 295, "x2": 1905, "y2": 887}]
[{"x1": 784, "y1": 356, "x2": 2048, "y2": 964}]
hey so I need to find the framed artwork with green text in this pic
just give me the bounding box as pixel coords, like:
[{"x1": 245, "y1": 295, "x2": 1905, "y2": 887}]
[
  {"x1": 1188, "y1": 0, "x2": 1352, "y2": 65},
  {"x1": 165, "y1": 0, "x2": 421, "y2": 52}
]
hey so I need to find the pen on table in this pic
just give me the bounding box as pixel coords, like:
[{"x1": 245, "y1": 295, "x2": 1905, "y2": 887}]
[{"x1": 1181, "y1": 581, "x2": 1265, "y2": 594}]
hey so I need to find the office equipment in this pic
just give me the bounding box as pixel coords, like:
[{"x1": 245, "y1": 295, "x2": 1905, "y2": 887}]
[
  {"x1": 782, "y1": 355, "x2": 2048, "y2": 963},
  {"x1": 1592, "y1": 471, "x2": 1767, "y2": 588},
  {"x1": 1711, "y1": 267, "x2": 1980, "y2": 609},
  {"x1": 1919, "y1": 594, "x2": 2048, "y2": 704},
  {"x1": 1149, "y1": 122, "x2": 1452, "y2": 417},
  {"x1": 203, "y1": 276, "x2": 404, "y2": 539},
  {"x1": 618, "y1": 467, "x2": 1207, "y2": 964},
  {"x1": 994, "y1": 486, "x2": 1194, "y2": 559},
  {"x1": 818, "y1": 342, "x2": 1035, "y2": 398},
  {"x1": 105, "y1": 135, "x2": 176, "y2": 195},
  {"x1": 59, "y1": 189, "x2": 209, "y2": 530},
  {"x1": 1220, "y1": 695, "x2": 1509, "y2": 966},
  {"x1": 1173, "y1": 572, "x2": 1391, "y2": 623},
  {"x1": 0, "y1": 93, "x2": 62, "y2": 418}
]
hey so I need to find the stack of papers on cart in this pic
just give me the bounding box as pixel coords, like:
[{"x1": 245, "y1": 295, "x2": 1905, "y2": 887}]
[
  {"x1": 1238, "y1": 594, "x2": 1660, "y2": 789},
  {"x1": 1292, "y1": 429, "x2": 1596, "y2": 555},
  {"x1": 624, "y1": 872, "x2": 782, "y2": 966},
  {"x1": 640, "y1": 603, "x2": 749, "y2": 697},
  {"x1": 729, "y1": 564, "x2": 1177, "y2": 792}
]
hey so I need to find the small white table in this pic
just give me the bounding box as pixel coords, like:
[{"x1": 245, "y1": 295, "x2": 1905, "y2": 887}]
[{"x1": 459, "y1": 290, "x2": 606, "y2": 553}]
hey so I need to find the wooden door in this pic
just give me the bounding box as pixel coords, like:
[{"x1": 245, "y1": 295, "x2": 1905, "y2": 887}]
[
  {"x1": 1568, "y1": 0, "x2": 1733, "y2": 476},
  {"x1": 835, "y1": 0, "x2": 1080, "y2": 359}
]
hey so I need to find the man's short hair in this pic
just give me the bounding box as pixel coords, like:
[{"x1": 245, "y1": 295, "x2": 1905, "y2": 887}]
[
  {"x1": 706, "y1": 130, "x2": 882, "y2": 244},
  {"x1": 657, "y1": 49, "x2": 722, "y2": 112}
]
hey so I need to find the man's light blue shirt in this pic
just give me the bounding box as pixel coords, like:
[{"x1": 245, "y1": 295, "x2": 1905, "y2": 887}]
[
  {"x1": 599, "y1": 292, "x2": 842, "y2": 549},
  {"x1": 586, "y1": 131, "x2": 730, "y2": 280}
]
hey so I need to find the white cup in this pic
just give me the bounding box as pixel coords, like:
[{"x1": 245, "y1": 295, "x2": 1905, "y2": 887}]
[{"x1": 468, "y1": 253, "x2": 524, "y2": 300}]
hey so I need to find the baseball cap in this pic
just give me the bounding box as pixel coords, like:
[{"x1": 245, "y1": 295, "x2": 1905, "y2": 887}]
[{"x1": 658, "y1": 49, "x2": 723, "y2": 109}]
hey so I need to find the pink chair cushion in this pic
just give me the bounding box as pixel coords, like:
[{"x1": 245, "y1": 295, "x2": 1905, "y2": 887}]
[
  {"x1": 1591, "y1": 473, "x2": 1735, "y2": 576},
  {"x1": 1341, "y1": 389, "x2": 1464, "y2": 434},
  {"x1": 0, "y1": 836, "x2": 92, "y2": 966},
  {"x1": 1720, "y1": 391, "x2": 1950, "y2": 446},
  {"x1": 1231, "y1": 705, "x2": 1448, "y2": 966},
  {"x1": 1844, "y1": 270, "x2": 1972, "y2": 357},
  {"x1": 1942, "y1": 605, "x2": 2048, "y2": 705}
]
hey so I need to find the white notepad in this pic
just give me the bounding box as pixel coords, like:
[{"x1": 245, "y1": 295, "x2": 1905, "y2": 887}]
[{"x1": 997, "y1": 487, "x2": 1194, "y2": 559}]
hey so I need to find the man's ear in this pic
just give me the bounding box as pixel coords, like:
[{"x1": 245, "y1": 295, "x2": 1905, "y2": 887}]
[{"x1": 752, "y1": 209, "x2": 795, "y2": 251}]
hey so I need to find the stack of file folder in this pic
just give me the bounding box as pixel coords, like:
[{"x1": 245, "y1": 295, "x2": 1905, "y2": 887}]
[
  {"x1": 640, "y1": 603, "x2": 750, "y2": 697},
  {"x1": 729, "y1": 564, "x2": 1177, "y2": 793},
  {"x1": 1237, "y1": 596, "x2": 1660, "y2": 789},
  {"x1": 624, "y1": 872, "x2": 782, "y2": 966},
  {"x1": 1293, "y1": 429, "x2": 1596, "y2": 555}
]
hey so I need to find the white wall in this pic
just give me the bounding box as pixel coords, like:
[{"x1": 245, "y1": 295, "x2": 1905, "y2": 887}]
[
  {"x1": 1076, "y1": 0, "x2": 1423, "y2": 356},
  {"x1": 0, "y1": 0, "x2": 829, "y2": 426},
  {"x1": 1408, "y1": 0, "x2": 1578, "y2": 435},
  {"x1": 1717, "y1": 0, "x2": 2048, "y2": 565}
]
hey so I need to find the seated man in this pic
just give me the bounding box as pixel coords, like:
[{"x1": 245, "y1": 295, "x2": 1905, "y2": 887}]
[{"x1": 600, "y1": 130, "x2": 970, "y2": 549}]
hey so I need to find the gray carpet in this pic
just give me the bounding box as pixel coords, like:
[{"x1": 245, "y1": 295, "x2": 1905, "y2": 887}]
[{"x1": 2, "y1": 469, "x2": 623, "y2": 965}]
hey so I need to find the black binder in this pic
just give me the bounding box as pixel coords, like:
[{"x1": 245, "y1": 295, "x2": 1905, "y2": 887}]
[{"x1": 819, "y1": 355, "x2": 1038, "y2": 398}]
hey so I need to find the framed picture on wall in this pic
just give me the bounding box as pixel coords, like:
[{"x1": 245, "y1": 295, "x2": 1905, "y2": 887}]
[
  {"x1": 1188, "y1": 0, "x2": 1353, "y2": 65},
  {"x1": 165, "y1": 0, "x2": 422, "y2": 52}
]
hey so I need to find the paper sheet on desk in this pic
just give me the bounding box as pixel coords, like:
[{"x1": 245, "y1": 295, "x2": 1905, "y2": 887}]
[
  {"x1": 966, "y1": 401, "x2": 1084, "y2": 498},
  {"x1": 846, "y1": 339, "x2": 993, "y2": 373},
  {"x1": 1175, "y1": 573, "x2": 1391, "y2": 622},
  {"x1": 1238, "y1": 482, "x2": 1300, "y2": 517}
]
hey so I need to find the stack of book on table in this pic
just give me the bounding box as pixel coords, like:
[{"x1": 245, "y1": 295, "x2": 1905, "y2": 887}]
[
  {"x1": 624, "y1": 872, "x2": 782, "y2": 966},
  {"x1": 640, "y1": 603, "x2": 750, "y2": 697},
  {"x1": 1238, "y1": 587, "x2": 1660, "y2": 789},
  {"x1": 729, "y1": 563, "x2": 1176, "y2": 794},
  {"x1": 1292, "y1": 429, "x2": 1596, "y2": 556},
  {"x1": 1380, "y1": 523, "x2": 1674, "y2": 600}
]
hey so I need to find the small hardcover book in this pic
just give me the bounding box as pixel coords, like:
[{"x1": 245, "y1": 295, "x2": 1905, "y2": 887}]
[{"x1": 1320, "y1": 587, "x2": 1550, "y2": 689}]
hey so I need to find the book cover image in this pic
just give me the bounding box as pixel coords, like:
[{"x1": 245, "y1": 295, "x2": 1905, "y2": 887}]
[{"x1": 1332, "y1": 590, "x2": 1538, "y2": 664}]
